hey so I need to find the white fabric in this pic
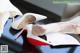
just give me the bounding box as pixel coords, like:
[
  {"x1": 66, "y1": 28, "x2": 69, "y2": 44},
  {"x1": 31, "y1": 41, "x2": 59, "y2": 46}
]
[
  {"x1": 0, "y1": 0, "x2": 22, "y2": 15},
  {"x1": 46, "y1": 33, "x2": 80, "y2": 46}
]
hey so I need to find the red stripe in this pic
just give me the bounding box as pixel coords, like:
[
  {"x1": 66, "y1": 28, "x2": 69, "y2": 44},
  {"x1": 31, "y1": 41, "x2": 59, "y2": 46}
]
[{"x1": 27, "y1": 38, "x2": 48, "y2": 46}]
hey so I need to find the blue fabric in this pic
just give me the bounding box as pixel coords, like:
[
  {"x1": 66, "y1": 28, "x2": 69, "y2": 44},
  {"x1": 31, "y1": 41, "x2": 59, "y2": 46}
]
[{"x1": 3, "y1": 16, "x2": 23, "y2": 44}]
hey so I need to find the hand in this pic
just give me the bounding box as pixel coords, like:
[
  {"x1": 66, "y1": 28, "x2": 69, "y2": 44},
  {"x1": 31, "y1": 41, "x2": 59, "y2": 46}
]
[
  {"x1": 32, "y1": 25, "x2": 46, "y2": 36},
  {"x1": 74, "y1": 25, "x2": 80, "y2": 34},
  {"x1": 57, "y1": 22, "x2": 75, "y2": 32},
  {"x1": 59, "y1": 22, "x2": 80, "y2": 34}
]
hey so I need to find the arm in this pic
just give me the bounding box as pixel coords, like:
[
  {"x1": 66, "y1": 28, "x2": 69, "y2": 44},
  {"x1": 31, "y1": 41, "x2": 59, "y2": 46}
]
[{"x1": 38, "y1": 22, "x2": 80, "y2": 34}]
